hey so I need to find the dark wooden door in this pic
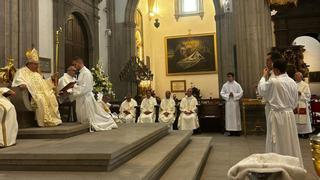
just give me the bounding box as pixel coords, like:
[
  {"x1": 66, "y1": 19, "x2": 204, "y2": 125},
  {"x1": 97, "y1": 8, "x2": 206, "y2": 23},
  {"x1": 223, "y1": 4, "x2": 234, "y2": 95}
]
[{"x1": 65, "y1": 14, "x2": 89, "y2": 70}]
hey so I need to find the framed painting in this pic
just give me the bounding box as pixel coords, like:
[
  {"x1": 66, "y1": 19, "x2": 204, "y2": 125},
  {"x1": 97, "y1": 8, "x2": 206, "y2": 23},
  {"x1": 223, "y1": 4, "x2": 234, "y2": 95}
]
[
  {"x1": 171, "y1": 80, "x2": 186, "y2": 93},
  {"x1": 39, "y1": 57, "x2": 51, "y2": 73},
  {"x1": 165, "y1": 33, "x2": 217, "y2": 75}
]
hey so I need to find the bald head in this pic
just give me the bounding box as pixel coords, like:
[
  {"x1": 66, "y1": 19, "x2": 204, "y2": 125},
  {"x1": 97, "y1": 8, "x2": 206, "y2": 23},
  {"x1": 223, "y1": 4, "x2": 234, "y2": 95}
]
[
  {"x1": 186, "y1": 88, "x2": 192, "y2": 97},
  {"x1": 67, "y1": 66, "x2": 77, "y2": 77},
  {"x1": 295, "y1": 72, "x2": 303, "y2": 82},
  {"x1": 165, "y1": 91, "x2": 171, "y2": 99}
]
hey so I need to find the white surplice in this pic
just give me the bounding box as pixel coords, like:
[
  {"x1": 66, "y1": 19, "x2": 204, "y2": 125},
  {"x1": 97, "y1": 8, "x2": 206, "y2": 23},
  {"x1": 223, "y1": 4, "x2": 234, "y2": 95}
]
[
  {"x1": 138, "y1": 97, "x2": 157, "y2": 123},
  {"x1": 260, "y1": 71, "x2": 276, "y2": 120},
  {"x1": 0, "y1": 88, "x2": 18, "y2": 147},
  {"x1": 57, "y1": 73, "x2": 76, "y2": 103},
  {"x1": 295, "y1": 81, "x2": 312, "y2": 134},
  {"x1": 178, "y1": 95, "x2": 199, "y2": 130},
  {"x1": 119, "y1": 99, "x2": 137, "y2": 123},
  {"x1": 159, "y1": 98, "x2": 176, "y2": 128},
  {"x1": 220, "y1": 80, "x2": 243, "y2": 131},
  {"x1": 259, "y1": 73, "x2": 303, "y2": 167},
  {"x1": 72, "y1": 66, "x2": 118, "y2": 131},
  {"x1": 57, "y1": 73, "x2": 76, "y2": 92}
]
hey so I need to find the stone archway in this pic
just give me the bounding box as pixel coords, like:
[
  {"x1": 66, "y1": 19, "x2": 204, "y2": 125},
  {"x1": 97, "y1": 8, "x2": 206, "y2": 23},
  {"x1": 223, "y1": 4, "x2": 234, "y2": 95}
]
[{"x1": 53, "y1": 1, "x2": 100, "y2": 74}]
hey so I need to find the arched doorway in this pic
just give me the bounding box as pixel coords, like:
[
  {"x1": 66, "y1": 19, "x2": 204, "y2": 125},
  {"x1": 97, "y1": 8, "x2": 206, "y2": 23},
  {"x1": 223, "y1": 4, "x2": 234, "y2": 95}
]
[{"x1": 64, "y1": 13, "x2": 89, "y2": 70}]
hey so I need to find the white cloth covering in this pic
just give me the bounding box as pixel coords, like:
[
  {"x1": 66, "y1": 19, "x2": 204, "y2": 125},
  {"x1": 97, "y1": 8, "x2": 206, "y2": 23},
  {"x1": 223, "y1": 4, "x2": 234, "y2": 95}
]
[
  {"x1": 220, "y1": 80, "x2": 243, "y2": 131},
  {"x1": 72, "y1": 66, "x2": 118, "y2": 131},
  {"x1": 138, "y1": 97, "x2": 157, "y2": 123},
  {"x1": 178, "y1": 95, "x2": 199, "y2": 130},
  {"x1": 119, "y1": 99, "x2": 137, "y2": 123},
  {"x1": 227, "y1": 153, "x2": 306, "y2": 180},
  {"x1": 159, "y1": 98, "x2": 176, "y2": 128},
  {"x1": 258, "y1": 74, "x2": 303, "y2": 167},
  {"x1": 0, "y1": 88, "x2": 18, "y2": 147},
  {"x1": 295, "y1": 81, "x2": 312, "y2": 134}
]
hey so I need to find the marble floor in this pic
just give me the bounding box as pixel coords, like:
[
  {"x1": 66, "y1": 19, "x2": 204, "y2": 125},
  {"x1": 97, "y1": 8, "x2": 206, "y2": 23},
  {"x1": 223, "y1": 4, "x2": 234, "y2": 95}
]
[{"x1": 199, "y1": 133, "x2": 318, "y2": 180}]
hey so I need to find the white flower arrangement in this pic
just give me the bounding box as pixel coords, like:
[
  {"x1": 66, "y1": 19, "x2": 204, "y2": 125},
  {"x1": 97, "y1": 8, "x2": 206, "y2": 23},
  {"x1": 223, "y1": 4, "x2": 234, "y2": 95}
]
[{"x1": 91, "y1": 63, "x2": 115, "y2": 99}]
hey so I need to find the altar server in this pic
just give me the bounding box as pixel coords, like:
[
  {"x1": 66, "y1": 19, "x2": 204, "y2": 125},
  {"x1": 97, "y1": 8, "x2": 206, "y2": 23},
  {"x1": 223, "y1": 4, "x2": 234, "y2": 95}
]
[
  {"x1": 258, "y1": 58, "x2": 303, "y2": 167},
  {"x1": 220, "y1": 72, "x2": 243, "y2": 136}
]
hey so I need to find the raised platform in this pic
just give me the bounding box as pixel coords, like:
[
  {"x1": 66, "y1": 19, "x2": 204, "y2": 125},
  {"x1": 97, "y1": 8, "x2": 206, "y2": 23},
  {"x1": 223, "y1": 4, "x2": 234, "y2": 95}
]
[
  {"x1": 0, "y1": 123, "x2": 169, "y2": 171},
  {"x1": 17, "y1": 122, "x2": 89, "y2": 139}
]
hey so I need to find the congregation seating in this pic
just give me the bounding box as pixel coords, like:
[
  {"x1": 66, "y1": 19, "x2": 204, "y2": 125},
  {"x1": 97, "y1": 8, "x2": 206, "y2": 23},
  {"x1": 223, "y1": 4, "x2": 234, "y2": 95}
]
[{"x1": 109, "y1": 99, "x2": 225, "y2": 132}]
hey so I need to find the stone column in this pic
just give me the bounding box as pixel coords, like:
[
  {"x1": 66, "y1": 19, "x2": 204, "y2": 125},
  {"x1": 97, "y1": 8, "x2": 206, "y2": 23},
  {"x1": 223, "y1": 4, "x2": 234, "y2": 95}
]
[
  {"x1": 18, "y1": 0, "x2": 39, "y2": 67},
  {"x1": 233, "y1": 0, "x2": 273, "y2": 97},
  {"x1": 213, "y1": 0, "x2": 237, "y2": 92}
]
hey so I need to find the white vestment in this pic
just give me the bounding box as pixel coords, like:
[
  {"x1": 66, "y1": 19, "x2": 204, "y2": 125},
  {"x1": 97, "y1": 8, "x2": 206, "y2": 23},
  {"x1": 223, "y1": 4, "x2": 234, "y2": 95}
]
[
  {"x1": 159, "y1": 98, "x2": 176, "y2": 128},
  {"x1": 72, "y1": 66, "x2": 118, "y2": 131},
  {"x1": 220, "y1": 81, "x2": 243, "y2": 131},
  {"x1": 259, "y1": 71, "x2": 276, "y2": 121},
  {"x1": 259, "y1": 73, "x2": 303, "y2": 167},
  {"x1": 178, "y1": 96, "x2": 199, "y2": 130},
  {"x1": 57, "y1": 73, "x2": 76, "y2": 103},
  {"x1": 138, "y1": 97, "x2": 157, "y2": 123},
  {"x1": 0, "y1": 88, "x2": 18, "y2": 147},
  {"x1": 295, "y1": 81, "x2": 312, "y2": 134},
  {"x1": 119, "y1": 99, "x2": 137, "y2": 123}
]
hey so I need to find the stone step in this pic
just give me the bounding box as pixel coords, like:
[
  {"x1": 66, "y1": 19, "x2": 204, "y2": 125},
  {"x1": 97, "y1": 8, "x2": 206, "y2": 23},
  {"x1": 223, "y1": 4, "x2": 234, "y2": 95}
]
[
  {"x1": 0, "y1": 130, "x2": 192, "y2": 180},
  {"x1": 0, "y1": 123, "x2": 169, "y2": 171},
  {"x1": 17, "y1": 122, "x2": 89, "y2": 139},
  {"x1": 160, "y1": 136, "x2": 213, "y2": 180}
]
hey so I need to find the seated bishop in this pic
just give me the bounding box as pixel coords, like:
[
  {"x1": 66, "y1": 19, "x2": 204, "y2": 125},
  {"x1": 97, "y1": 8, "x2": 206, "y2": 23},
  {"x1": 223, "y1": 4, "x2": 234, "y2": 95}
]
[
  {"x1": 159, "y1": 91, "x2": 176, "y2": 129},
  {"x1": 138, "y1": 90, "x2": 157, "y2": 123},
  {"x1": 0, "y1": 88, "x2": 18, "y2": 147},
  {"x1": 178, "y1": 88, "x2": 199, "y2": 130},
  {"x1": 119, "y1": 94, "x2": 138, "y2": 123},
  {"x1": 11, "y1": 48, "x2": 62, "y2": 127}
]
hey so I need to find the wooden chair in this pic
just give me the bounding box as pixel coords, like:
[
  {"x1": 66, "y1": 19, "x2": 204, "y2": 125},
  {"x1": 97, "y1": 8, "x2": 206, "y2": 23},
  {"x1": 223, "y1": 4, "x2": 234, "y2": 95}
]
[
  {"x1": 311, "y1": 95, "x2": 320, "y2": 133},
  {"x1": 9, "y1": 87, "x2": 37, "y2": 128},
  {"x1": 198, "y1": 99, "x2": 224, "y2": 133}
]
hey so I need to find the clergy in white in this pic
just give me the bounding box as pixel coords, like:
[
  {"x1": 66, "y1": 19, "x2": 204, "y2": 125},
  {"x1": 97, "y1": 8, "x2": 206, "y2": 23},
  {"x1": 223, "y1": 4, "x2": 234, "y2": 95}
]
[
  {"x1": 220, "y1": 72, "x2": 243, "y2": 134},
  {"x1": 178, "y1": 88, "x2": 199, "y2": 130},
  {"x1": 138, "y1": 90, "x2": 157, "y2": 123},
  {"x1": 72, "y1": 57, "x2": 118, "y2": 131},
  {"x1": 159, "y1": 91, "x2": 176, "y2": 129},
  {"x1": 0, "y1": 88, "x2": 18, "y2": 147},
  {"x1": 258, "y1": 58, "x2": 303, "y2": 167},
  {"x1": 57, "y1": 66, "x2": 77, "y2": 103},
  {"x1": 119, "y1": 94, "x2": 137, "y2": 123},
  {"x1": 258, "y1": 52, "x2": 282, "y2": 123},
  {"x1": 294, "y1": 72, "x2": 312, "y2": 135}
]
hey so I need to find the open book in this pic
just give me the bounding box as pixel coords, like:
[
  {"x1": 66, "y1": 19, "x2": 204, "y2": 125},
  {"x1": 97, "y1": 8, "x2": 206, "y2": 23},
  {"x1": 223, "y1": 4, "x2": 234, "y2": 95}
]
[{"x1": 59, "y1": 81, "x2": 76, "y2": 93}]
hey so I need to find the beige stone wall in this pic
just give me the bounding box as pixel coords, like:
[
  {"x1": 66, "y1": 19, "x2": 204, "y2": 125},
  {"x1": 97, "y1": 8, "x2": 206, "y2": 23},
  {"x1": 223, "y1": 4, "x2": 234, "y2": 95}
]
[{"x1": 137, "y1": 0, "x2": 219, "y2": 99}]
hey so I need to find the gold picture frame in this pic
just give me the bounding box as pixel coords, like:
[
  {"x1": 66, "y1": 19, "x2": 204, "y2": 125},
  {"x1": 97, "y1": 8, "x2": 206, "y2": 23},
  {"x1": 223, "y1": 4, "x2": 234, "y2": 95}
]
[
  {"x1": 165, "y1": 33, "x2": 218, "y2": 76},
  {"x1": 171, "y1": 80, "x2": 186, "y2": 93}
]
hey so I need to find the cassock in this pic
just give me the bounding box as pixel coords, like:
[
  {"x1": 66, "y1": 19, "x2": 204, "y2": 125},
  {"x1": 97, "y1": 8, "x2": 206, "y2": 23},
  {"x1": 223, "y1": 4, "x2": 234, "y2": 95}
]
[
  {"x1": 72, "y1": 66, "x2": 118, "y2": 131},
  {"x1": 119, "y1": 99, "x2": 138, "y2": 123},
  {"x1": 259, "y1": 71, "x2": 276, "y2": 122},
  {"x1": 259, "y1": 73, "x2": 303, "y2": 167},
  {"x1": 12, "y1": 67, "x2": 62, "y2": 127},
  {"x1": 295, "y1": 81, "x2": 312, "y2": 134},
  {"x1": 159, "y1": 98, "x2": 176, "y2": 128},
  {"x1": 138, "y1": 97, "x2": 157, "y2": 123},
  {"x1": 57, "y1": 73, "x2": 76, "y2": 103},
  {"x1": 220, "y1": 80, "x2": 243, "y2": 131},
  {"x1": 0, "y1": 88, "x2": 18, "y2": 147},
  {"x1": 178, "y1": 95, "x2": 199, "y2": 130}
]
